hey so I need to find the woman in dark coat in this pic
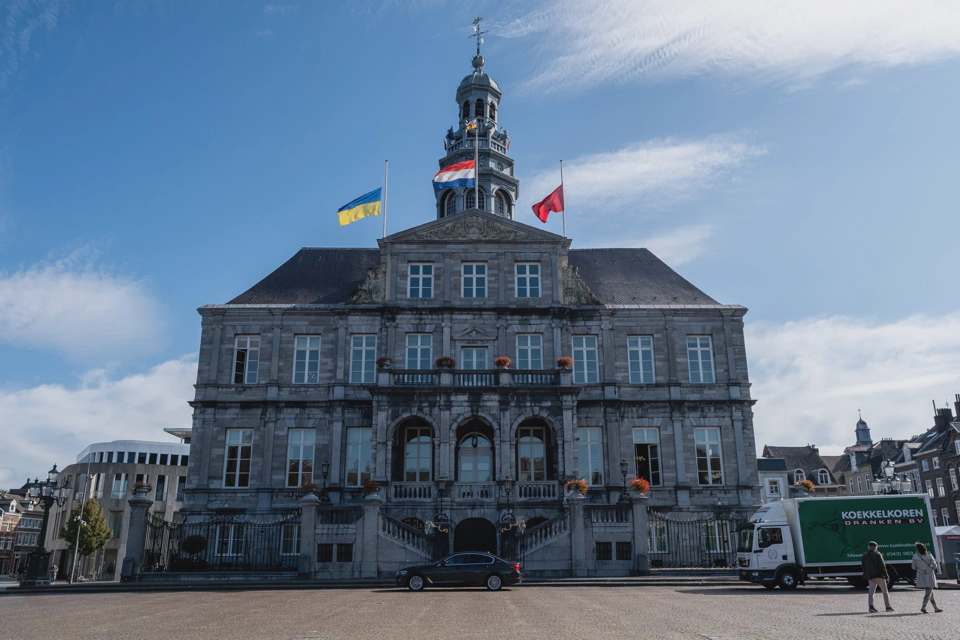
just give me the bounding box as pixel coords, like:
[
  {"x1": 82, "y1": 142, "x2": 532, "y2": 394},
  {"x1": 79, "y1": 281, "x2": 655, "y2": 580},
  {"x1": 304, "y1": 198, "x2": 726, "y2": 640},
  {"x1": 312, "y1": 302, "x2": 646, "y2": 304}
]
[{"x1": 911, "y1": 542, "x2": 943, "y2": 613}]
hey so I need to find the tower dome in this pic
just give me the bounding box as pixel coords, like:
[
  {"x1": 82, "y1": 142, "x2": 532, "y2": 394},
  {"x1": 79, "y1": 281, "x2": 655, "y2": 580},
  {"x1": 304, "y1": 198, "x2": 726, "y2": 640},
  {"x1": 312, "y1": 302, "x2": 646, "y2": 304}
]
[
  {"x1": 855, "y1": 412, "x2": 872, "y2": 447},
  {"x1": 435, "y1": 18, "x2": 518, "y2": 220}
]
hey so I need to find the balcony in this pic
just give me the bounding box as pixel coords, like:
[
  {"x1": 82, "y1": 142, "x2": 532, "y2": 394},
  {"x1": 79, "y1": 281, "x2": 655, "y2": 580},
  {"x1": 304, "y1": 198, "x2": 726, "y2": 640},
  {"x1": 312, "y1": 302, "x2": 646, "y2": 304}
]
[
  {"x1": 381, "y1": 369, "x2": 563, "y2": 389},
  {"x1": 388, "y1": 480, "x2": 561, "y2": 504}
]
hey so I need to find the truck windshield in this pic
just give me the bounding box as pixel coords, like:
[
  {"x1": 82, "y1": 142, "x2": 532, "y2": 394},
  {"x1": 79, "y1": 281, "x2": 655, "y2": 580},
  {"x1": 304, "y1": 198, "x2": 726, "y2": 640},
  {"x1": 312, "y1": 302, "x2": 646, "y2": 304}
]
[{"x1": 736, "y1": 527, "x2": 754, "y2": 553}]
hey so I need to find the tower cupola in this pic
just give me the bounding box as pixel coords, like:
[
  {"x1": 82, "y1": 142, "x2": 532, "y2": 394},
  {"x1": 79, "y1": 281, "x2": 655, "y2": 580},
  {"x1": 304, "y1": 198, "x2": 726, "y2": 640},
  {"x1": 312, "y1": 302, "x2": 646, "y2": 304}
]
[
  {"x1": 855, "y1": 411, "x2": 873, "y2": 447},
  {"x1": 436, "y1": 17, "x2": 519, "y2": 220}
]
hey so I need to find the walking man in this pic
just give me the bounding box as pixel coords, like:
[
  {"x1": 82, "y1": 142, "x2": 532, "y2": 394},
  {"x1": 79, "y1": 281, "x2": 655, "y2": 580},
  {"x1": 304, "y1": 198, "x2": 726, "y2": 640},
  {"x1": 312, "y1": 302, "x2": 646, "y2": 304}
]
[{"x1": 861, "y1": 541, "x2": 893, "y2": 612}]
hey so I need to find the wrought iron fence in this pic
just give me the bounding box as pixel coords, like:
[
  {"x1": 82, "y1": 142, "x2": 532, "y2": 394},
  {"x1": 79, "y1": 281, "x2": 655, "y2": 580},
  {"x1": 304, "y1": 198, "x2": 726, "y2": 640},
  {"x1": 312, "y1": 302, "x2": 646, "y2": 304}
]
[
  {"x1": 647, "y1": 509, "x2": 737, "y2": 569},
  {"x1": 142, "y1": 511, "x2": 301, "y2": 573}
]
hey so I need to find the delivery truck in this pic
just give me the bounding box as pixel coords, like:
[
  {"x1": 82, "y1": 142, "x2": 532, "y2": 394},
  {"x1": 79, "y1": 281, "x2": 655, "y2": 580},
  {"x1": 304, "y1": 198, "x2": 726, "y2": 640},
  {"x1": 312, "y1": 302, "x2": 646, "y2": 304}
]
[{"x1": 737, "y1": 494, "x2": 936, "y2": 590}]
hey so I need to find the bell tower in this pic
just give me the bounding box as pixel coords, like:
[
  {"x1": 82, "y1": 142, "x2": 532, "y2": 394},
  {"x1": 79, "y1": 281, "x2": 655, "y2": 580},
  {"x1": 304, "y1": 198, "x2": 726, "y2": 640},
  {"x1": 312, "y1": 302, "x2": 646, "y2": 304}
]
[{"x1": 436, "y1": 17, "x2": 519, "y2": 220}]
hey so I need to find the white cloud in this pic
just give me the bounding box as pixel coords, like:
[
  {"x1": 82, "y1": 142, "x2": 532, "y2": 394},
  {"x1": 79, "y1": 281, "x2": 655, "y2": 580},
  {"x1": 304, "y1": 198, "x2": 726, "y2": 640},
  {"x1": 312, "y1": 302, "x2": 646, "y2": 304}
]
[
  {"x1": 1, "y1": 0, "x2": 67, "y2": 90},
  {"x1": 524, "y1": 134, "x2": 764, "y2": 216},
  {"x1": 263, "y1": 4, "x2": 298, "y2": 16},
  {"x1": 747, "y1": 313, "x2": 960, "y2": 457},
  {"x1": 583, "y1": 223, "x2": 716, "y2": 266},
  {"x1": 502, "y1": 0, "x2": 960, "y2": 92},
  {"x1": 0, "y1": 248, "x2": 166, "y2": 360},
  {"x1": 0, "y1": 356, "x2": 197, "y2": 489}
]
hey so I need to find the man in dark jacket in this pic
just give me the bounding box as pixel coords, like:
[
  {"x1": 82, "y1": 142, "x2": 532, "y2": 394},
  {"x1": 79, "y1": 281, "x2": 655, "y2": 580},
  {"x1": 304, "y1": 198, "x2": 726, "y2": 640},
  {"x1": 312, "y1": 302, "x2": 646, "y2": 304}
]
[{"x1": 861, "y1": 541, "x2": 893, "y2": 612}]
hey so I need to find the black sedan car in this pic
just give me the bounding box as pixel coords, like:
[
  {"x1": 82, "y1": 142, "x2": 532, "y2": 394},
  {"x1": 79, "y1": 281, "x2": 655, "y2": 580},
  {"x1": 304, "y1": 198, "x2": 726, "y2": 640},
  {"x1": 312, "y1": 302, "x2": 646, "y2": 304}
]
[{"x1": 395, "y1": 553, "x2": 522, "y2": 591}]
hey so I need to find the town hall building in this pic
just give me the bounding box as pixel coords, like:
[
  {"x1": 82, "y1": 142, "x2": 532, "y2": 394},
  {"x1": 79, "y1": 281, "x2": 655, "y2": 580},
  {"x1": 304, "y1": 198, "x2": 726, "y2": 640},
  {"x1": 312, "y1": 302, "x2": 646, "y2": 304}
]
[{"x1": 181, "y1": 44, "x2": 761, "y2": 578}]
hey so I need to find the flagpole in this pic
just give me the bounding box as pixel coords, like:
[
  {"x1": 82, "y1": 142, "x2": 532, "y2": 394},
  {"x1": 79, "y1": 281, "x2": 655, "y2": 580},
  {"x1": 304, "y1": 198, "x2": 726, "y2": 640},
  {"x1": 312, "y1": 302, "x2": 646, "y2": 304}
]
[
  {"x1": 474, "y1": 121, "x2": 480, "y2": 210},
  {"x1": 560, "y1": 159, "x2": 566, "y2": 238},
  {"x1": 382, "y1": 160, "x2": 388, "y2": 239}
]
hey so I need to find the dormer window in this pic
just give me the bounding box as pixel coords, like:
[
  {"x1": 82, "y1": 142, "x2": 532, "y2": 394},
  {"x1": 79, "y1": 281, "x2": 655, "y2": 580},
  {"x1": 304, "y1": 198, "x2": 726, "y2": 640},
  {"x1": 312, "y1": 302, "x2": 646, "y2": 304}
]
[
  {"x1": 817, "y1": 470, "x2": 829, "y2": 485},
  {"x1": 793, "y1": 470, "x2": 805, "y2": 484}
]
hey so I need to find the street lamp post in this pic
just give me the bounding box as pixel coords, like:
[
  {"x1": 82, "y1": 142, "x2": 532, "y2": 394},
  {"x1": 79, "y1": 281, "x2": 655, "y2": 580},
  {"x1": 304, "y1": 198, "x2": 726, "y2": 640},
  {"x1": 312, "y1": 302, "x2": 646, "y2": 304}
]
[
  {"x1": 319, "y1": 460, "x2": 331, "y2": 503},
  {"x1": 21, "y1": 465, "x2": 69, "y2": 587},
  {"x1": 435, "y1": 476, "x2": 449, "y2": 523},
  {"x1": 871, "y1": 460, "x2": 914, "y2": 495},
  {"x1": 618, "y1": 459, "x2": 630, "y2": 502}
]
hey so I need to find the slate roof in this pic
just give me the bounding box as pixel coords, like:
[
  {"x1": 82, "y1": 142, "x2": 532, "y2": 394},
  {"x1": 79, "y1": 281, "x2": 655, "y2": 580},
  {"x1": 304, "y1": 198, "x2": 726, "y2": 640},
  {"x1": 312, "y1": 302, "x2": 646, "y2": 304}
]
[
  {"x1": 820, "y1": 455, "x2": 843, "y2": 474},
  {"x1": 762, "y1": 445, "x2": 836, "y2": 483},
  {"x1": 225, "y1": 247, "x2": 719, "y2": 306}
]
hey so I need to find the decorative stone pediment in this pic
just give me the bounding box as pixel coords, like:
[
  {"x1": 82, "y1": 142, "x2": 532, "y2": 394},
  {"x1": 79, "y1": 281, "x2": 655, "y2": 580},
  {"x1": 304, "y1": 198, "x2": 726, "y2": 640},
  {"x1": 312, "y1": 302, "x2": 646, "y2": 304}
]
[
  {"x1": 559, "y1": 255, "x2": 601, "y2": 305},
  {"x1": 349, "y1": 259, "x2": 386, "y2": 304},
  {"x1": 386, "y1": 210, "x2": 564, "y2": 244},
  {"x1": 453, "y1": 326, "x2": 497, "y2": 341}
]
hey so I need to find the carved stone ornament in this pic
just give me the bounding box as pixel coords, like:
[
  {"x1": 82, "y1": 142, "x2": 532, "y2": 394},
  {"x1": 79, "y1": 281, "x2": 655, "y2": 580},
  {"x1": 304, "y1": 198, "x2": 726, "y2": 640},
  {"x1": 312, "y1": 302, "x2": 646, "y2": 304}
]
[
  {"x1": 453, "y1": 326, "x2": 496, "y2": 341},
  {"x1": 559, "y1": 255, "x2": 601, "y2": 305},
  {"x1": 405, "y1": 213, "x2": 543, "y2": 243},
  {"x1": 349, "y1": 259, "x2": 387, "y2": 304}
]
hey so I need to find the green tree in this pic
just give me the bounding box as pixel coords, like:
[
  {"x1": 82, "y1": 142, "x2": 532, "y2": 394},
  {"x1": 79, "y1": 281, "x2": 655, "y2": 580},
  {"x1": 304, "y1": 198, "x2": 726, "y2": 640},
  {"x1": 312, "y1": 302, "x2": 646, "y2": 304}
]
[{"x1": 59, "y1": 499, "x2": 112, "y2": 558}]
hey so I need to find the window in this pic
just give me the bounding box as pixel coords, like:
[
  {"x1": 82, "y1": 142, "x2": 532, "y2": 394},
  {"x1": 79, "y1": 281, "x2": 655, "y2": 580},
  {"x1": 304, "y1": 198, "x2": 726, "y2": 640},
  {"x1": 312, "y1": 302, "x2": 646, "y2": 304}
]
[
  {"x1": 516, "y1": 335, "x2": 542, "y2": 370},
  {"x1": 135, "y1": 473, "x2": 149, "y2": 486},
  {"x1": 515, "y1": 263, "x2": 540, "y2": 298},
  {"x1": 458, "y1": 434, "x2": 492, "y2": 483},
  {"x1": 475, "y1": 98, "x2": 485, "y2": 118},
  {"x1": 794, "y1": 470, "x2": 805, "y2": 484},
  {"x1": 159, "y1": 454, "x2": 168, "y2": 466},
  {"x1": 649, "y1": 521, "x2": 668, "y2": 553},
  {"x1": 628, "y1": 336, "x2": 655, "y2": 384},
  {"x1": 922, "y1": 460, "x2": 930, "y2": 471},
  {"x1": 956, "y1": 500, "x2": 960, "y2": 523},
  {"x1": 687, "y1": 336, "x2": 715, "y2": 383},
  {"x1": 337, "y1": 543, "x2": 354, "y2": 562},
  {"x1": 758, "y1": 528, "x2": 783, "y2": 548},
  {"x1": 950, "y1": 468, "x2": 958, "y2": 491},
  {"x1": 465, "y1": 188, "x2": 485, "y2": 211},
  {"x1": 460, "y1": 347, "x2": 488, "y2": 370},
  {"x1": 180, "y1": 455, "x2": 188, "y2": 467},
  {"x1": 489, "y1": 102, "x2": 497, "y2": 120},
  {"x1": 281, "y1": 523, "x2": 300, "y2": 556},
  {"x1": 293, "y1": 336, "x2": 321, "y2": 384},
  {"x1": 106, "y1": 451, "x2": 113, "y2": 463},
  {"x1": 155, "y1": 476, "x2": 167, "y2": 502},
  {"x1": 572, "y1": 335, "x2": 599, "y2": 384},
  {"x1": 848, "y1": 479, "x2": 855, "y2": 494},
  {"x1": 108, "y1": 511, "x2": 123, "y2": 538},
  {"x1": 595, "y1": 541, "x2": 612, "y2": 561},
  {"x1": 404, "y1": 426, "x2": 433, "y2": 482},
  {"x1": 767, "y1": 479, "x2": 781, "y2": 496},
  {"x1": 233, "y1": 336, "x2": 260, "y2": 384},
  {"x1": 942, "y1": 508, "x2": 950, "y2": 526},
  {"x1": 933, "y1": 457, "x2": 940, "y2": 469},
  {"x1": 346, "y1": 428, "x2": 373, "y2": 487},
  {"x1": 111, "y1": 474, "x2": 127, "y2": 499},
  {"x1": 408, "y1": 263, "x2": 433, "y2": 299},
  {"x1": 937, "y1": 478, "x2": 946, "y2": 497},
  {"x1": 215, "y1": 524, "x2": 244, "y2": 556},
  {"x1": 633, "y1": 428, "x2": 661, "y2": 486},
  {"x1": 443, "y1": 192, "x2": 456, "y2": 218},
  {"x1": 93, "y1": 473, "x2": 103, "y2": 499},
  {"x1": 286, "y1": 429, "x2": 315, "y2": 487},
  {"x1": 926, "y1": 479, "x2": 934, "y2": 497},
  {"x1": 955, "y1": 440, "x2": 960, "y2": 456},
  {"x1": 170, "y1": 455, "x2": 179, "y2": 466},
  {"x1": 149, "y1": 453, "x2": 158, "y2": 465},
  {"x1": 317, "y1": 543, "x2": 334, "y2": 563},
  {"x1": 518, "y1": 426, "x2": 547, "y2": 482},
  {"x1": 495, "y1": 192, "x2": 507, "y2": 216},
  {"x1": 577, "y1": 427, "x2": 603, "y2": 486},
  {"x1": 817, "y1": 470, "x2": 829, "y2": 485},
  {"x1": 703, "y1": 522, "x2": 726, "y2": 552},
  {"x1": 406, "y1": 334, "x2": 433, "y2": 370},
  {"x1": 695, "y1": 428, "x2": 723, "y2": 486},
  {"x1": 616, "y1": 541, "x2": 632, "y2": 561},
  {"x1": 462, "y1": 101, "x2": 470, "y2": 120},
  {"x1": 224, "y1": 429, "x2": 253, "y2": 488},
  {"x1": 462, "y1": 263, "x2": 487, "y2": 298},
  {"x1": 176, "y1": 476, "x2": 186, "y2": 501},
  {"x1": 350, "y1": 335, "x2": 377, "y2": 383},
  {"x1": 138, "y1": 452, "x2": 147, "y2": 464},
  {"x1": 933, "y1": 512, "x2": 939, "y2": 527}
]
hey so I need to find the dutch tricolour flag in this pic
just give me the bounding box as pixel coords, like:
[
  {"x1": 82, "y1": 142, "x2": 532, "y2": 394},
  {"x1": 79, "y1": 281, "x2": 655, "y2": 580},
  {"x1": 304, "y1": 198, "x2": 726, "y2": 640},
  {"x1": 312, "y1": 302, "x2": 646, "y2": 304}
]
[{"x1": 433, "y1": 160, "x2": 475, "y2": 191}]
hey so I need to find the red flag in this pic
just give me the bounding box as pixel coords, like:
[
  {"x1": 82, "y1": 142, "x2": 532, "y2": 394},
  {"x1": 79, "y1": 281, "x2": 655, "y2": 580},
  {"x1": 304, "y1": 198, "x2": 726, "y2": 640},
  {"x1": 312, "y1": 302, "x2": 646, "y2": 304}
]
[{"x1": 532, "y1": 185, "x2": 563, "y2": 223}]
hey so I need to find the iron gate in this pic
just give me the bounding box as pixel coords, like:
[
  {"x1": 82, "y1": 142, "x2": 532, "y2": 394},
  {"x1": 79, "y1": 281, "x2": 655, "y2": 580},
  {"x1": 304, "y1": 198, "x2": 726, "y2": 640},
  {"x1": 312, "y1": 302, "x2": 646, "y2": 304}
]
[
  {"x1": 647, "y1": 510, "x2": 738, "y2": 569},
  {"x1": 143, "y1": 511, "x2": 301, "y2": 573}
]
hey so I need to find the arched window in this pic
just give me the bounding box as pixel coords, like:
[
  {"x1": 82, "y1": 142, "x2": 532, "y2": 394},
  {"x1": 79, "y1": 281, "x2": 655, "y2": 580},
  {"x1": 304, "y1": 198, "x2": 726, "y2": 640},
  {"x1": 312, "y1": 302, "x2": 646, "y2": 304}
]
[
  {"x1": 398, "y1": 425, "x2": 432, "y2": 482},
  {"x1": 475, "y1": 99, "x2": 485, "y2": 118},
  {"x1": 443, "y1": 191, "x2": 456, "y2": 218},
  {"x1": 793, "y1": 470, "x2": 805, "y2": 484},
  {"x1": 458, "y1": 433, "x2": 492, "y2": 482},
  {"x1": 495, "y1": 192, "x2": 507, "y2": 216},
  {"x1": 518, "y1": 425, "x2": 547, "y2": 481},
  {"x1": 462, "y1": 101, "x2": 471, "y2": 120},
  {"x1": 465, "y1": 188, "x2": 485, "y2": 211},
  {"x1": 489, "y1": 102, "x2": 497, "y2": 121},
  {"x1": 817, "y1": 470, "x2": 829, "y2": 485}
]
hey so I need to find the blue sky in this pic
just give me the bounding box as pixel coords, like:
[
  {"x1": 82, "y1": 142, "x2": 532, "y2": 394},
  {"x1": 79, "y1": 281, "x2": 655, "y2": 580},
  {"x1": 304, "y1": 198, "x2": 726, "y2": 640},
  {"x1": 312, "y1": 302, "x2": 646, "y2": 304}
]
[{"x1": 2, "y1": 0, "x2": 960, "y2": 486}]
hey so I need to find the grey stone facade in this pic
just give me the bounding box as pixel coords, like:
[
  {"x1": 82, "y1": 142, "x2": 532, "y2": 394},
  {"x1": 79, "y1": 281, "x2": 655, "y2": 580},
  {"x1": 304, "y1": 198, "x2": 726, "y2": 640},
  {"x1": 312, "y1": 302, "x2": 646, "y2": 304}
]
[{"x1": 183, "y1": 54, "x2": 761, "y2": 578}]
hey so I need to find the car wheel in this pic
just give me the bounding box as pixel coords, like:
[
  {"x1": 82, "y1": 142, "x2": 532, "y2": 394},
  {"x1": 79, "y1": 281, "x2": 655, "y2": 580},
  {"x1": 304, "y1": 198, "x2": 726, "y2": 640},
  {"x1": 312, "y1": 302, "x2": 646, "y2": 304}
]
[
  {"x1": 777, "y1": 569, "x2": 799, "y2": 590},
  {"x1": 408, "y1": 575, "x2": 425, "y2": 591},
  {"x1": 485, "y1": 574, "x2": 503, "y2": 591}
]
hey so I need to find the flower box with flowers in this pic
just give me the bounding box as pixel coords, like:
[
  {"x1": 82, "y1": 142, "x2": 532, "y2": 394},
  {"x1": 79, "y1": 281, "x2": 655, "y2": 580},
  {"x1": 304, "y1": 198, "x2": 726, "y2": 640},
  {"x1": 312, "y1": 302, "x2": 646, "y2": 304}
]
[
  {"x1": 131, "y1": 482, "x2": 152, "y2": 495},
  {"x1": 435, "y1": 356, "x2": 456, "y2": 369},
  {"x1": 299, "y1": 482, "x2": 319, "y2": 494},
  {"x1": 565, "y1": 478, "x2": 589, "y2": 495},
  {"x1": 362, "y1": 481, "x2": 381, "y2": 495},
  {"x1": 796, "y1": 479, "x2": 815, "y2": 493},
  {"x1": 375, "y1": 357, "x2": 393, "y2": 370},
  {"x1": 494, "y1": 356, "x2": 511, "y2": 369},
  {"x1": 629, "y1": 477, "x2": 651, "y2": 495},
  {"x1": 556, "y1": 356, "x2": 573, "y2": 370}
]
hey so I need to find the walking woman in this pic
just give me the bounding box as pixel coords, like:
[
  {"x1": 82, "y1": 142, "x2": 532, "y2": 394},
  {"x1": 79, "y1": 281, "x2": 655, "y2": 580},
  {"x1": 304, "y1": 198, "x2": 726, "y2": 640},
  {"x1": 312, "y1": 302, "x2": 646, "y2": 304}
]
[{"x1": 911, "y1": 542, "x2": 943, "y2": 613}]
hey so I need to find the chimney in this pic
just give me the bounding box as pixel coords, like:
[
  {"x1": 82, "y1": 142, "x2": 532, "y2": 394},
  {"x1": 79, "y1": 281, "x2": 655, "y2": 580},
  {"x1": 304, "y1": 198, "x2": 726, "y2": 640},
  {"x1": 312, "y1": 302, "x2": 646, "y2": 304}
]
[
  {"x1": 954, "y1": 394, "x2": 960, "y2": 422},
  {"x1": 934, "y1": 407, "x2": 953, "y2": 432}
]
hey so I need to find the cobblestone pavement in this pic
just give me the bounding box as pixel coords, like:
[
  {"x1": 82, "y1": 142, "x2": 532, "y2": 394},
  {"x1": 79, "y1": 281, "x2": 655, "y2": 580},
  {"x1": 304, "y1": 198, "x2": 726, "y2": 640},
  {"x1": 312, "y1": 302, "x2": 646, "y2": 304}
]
[{"x1": 1, "y1": 583, "x2": 958, "y2": 640}]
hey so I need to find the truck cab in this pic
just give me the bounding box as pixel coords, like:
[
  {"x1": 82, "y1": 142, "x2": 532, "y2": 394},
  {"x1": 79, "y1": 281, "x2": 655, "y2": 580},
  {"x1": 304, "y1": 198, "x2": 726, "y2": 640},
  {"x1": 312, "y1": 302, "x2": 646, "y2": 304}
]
[{"x1": 737, "y1": 502, "x2": 802, "y2": 589}]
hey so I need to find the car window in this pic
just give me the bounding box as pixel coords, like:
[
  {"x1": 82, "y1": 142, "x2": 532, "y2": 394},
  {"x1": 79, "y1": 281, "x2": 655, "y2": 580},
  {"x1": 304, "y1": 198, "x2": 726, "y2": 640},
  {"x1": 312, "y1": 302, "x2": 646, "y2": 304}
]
[
  {"x1": 468, "y1": 554, "x2": 493, "y2": 564},
  {"x1": 444, "y1": 555, "x2": 466, "y2": 566}
]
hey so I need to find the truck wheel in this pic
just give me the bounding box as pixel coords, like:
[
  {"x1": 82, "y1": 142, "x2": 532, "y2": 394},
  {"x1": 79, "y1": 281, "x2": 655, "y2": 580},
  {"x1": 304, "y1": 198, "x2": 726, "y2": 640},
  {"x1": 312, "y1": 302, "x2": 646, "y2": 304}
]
[
  {"x1": 777, "y1": 569, "x2": 800, "y2": 590},
  {"x1": 847, "y1": 577, "x2": 868, "y2": 590},
  {"x1": 886, "y1": 568, "x2": 898, "y2": 591}
]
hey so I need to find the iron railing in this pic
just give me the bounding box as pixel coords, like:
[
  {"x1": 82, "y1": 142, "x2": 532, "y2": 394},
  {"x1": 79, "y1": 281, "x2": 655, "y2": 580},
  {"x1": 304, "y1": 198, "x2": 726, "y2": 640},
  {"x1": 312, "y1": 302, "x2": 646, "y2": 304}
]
[{"x1": 647, "y1": 509, "x2": 737, "y2": 569}]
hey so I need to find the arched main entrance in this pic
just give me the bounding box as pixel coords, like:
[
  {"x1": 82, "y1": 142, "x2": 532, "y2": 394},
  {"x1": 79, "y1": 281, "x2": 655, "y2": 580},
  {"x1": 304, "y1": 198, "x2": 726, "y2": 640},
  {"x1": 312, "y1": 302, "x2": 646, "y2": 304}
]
[{"x1": 453, "y1": 518, "x2": 497, "y2": 554}]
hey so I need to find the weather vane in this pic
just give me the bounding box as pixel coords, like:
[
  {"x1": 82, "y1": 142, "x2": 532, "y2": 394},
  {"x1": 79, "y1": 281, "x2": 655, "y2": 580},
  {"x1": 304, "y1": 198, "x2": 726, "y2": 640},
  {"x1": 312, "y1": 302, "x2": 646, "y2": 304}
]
[{"x1": 469, "y1": 16, "x2": 489, "y2": 59}]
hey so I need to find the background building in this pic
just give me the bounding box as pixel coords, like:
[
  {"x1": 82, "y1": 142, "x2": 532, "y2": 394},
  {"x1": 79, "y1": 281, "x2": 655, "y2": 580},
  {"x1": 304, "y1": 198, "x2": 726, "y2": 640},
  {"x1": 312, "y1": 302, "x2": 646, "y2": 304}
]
[
  {"x1": 760, "y1": 445, "x2": 842, "y2": 497},
  {"x1": 44, "y1": 439, "x2": 189, "y2": 581},
  {"x1": 180, "y1": 50, "x2": 762, "y2": 578}
]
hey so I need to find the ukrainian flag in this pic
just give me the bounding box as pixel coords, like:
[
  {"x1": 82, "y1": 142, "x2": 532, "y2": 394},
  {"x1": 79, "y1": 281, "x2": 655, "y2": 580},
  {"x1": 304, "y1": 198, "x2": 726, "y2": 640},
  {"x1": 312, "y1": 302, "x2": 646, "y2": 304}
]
[{"x1": 337, "y1": 188, "x2": 382, "y2": 226}]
